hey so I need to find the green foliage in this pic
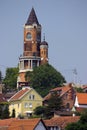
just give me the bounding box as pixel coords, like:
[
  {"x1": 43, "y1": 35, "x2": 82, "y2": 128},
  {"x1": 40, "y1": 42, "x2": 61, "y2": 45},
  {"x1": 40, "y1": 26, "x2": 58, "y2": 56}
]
[
  {"x1": 25, "y1": 63, "x2": 66, "y2": 97},
  {"x1": 0, "y1": 103, "x2": 10, "y2": 119},
  {"x1": 1, "y1": 104, "x2": 10, "y2": 119},
  {"x1": 47, "y1": 92, "x2": 62, "y2": 111},
  {"x1": 65, "y1": 110, "x2": 87, "y2": 130},
  {"x1": 11, "y1": 109, "x2": 15, "y2": 118},
  {"x1": 65, "y1": 122, "x2": 78, "y2": 130},
  {"x1": 75, "y1": 87, "x2": 84, "y2": 93},
  {"x1": 3, "y1": 67, "x2": 19, "y2": 90},
  {"x1": 34, "y1": 92, "x2": 63, "y2": 119},
  {"x1": 34, "y1": 106, "x2": 45, "y2": 116},
  {"x1": 44, "y1": 92, "x2": 63, "y2": 119},
  {"x1": 79, "y1": 109, "x2": 87, "y2": 124}
]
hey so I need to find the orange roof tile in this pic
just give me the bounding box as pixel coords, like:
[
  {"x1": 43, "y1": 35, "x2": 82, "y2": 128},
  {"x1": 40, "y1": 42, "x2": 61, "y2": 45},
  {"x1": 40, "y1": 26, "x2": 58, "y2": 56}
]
[
  {"x1": 76, "y1": 93, "x2": 87, "y2": 104},
  {"x1": 0, "y1": 118, "x2": 44, "y2": 130},
  {"x1": 10, "y1": 118, "x2": 41, "y2": 127},
  {"x1": 9, "y1": 88, "x2": 31, "y2": 101},
  {"x1": 44, "y1": 116, "x2": 80, "y2": 129},
  {"x1": 0, "y1": 118, "x2": 17, "y2": 126},
  {"x1": 44, "y1": 83, "x2": 73, "y2": 100},
  {"x1": 9, "y1": 118, "x2": 41, "y2": 130}
]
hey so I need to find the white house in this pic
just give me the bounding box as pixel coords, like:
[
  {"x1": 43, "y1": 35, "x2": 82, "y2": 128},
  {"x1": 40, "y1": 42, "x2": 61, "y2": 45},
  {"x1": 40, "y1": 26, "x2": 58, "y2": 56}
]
[{"x1": 74, "y1": 93, "x2": 87, "y2": 109}]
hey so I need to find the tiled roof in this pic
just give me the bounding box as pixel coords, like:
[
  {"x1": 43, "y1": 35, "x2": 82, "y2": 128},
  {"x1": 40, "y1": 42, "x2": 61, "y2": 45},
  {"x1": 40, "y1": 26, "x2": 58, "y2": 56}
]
[
  {"x1": 76, "y1": 93, "x2": 87, "y2": 104},
  {"x1": 0, "y1": 118, "x2": 17, "y2": 126},
  {"x1": 25, "y1": 8, "x2": 40, "y2": 25},
  {"x1": 10, "y1": 118, "x2": 41, "y2": 127},
  {"x1": 0, "y1": 118, "x2": 45, "y2": 130},
  {"x1": 44, "y1": 83, "x2": 73, "y2": 101},
  {"x1": 9, "y1": 87, "x2": 31, "y2": 101},
  {"x1": 44, "y1": 116, "x2": 80, "y2": 129}
]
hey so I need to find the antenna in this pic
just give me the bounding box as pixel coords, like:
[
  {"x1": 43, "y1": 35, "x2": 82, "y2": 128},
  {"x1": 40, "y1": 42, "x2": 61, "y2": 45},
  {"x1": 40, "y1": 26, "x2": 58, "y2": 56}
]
[
  {"x1": 43, "y1": 33, "x2": 45, "y2": 41},
  {"x1": 73, "y1": 68, "x2": 77, "y2": 84}
]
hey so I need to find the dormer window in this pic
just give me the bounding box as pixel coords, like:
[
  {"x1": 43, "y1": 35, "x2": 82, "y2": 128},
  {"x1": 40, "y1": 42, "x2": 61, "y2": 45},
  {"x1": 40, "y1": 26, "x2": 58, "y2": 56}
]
[{"x1": 57, "y1": 90, "x2": 62, "y2": 95}]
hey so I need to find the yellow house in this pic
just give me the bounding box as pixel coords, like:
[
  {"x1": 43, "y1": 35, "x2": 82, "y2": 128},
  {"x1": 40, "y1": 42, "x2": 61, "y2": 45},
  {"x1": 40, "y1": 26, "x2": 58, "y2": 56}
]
[{"x1": 8, "y1": 87, "x2": 43, "y2": 117}]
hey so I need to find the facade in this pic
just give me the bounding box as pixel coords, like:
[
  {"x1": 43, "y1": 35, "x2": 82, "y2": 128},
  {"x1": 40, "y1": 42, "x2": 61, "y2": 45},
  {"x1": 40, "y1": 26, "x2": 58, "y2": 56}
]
[
  {"x1": 74, "y1": 93, "x2": 87, "y2": 111},
  {"x1": 17, "y1": 8, "x2": 48, "y2": 87},
  {"x1": 43, "y1": 83, "x2": 76, "y2": 112},
  {"x1": 8, "y1": 87, "x2": 43, "y2": 117}
]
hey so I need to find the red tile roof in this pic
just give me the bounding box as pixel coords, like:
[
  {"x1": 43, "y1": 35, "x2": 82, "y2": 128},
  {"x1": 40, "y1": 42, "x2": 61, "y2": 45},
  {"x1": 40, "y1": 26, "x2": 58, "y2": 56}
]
[
  {"x1": 0, "y1": 118, "x2": 46, "y2": 130},
  {"x1": 44, "y1": 83, "x2": 73, "y2": 100},
  {"x1": 10, "y1": 118, "x2": 41, "y2": 127},
  {"x1": 9, "y1": 88, "x2": 31, "y2": 101},
  {"x1": 76, "y1": 93, "x2": 87, "y2": 104},
  {"x1": 44, "y1": 116, "x2": 80, "y2": 129},
  {"x1": 0, "y1": 118, "x2": 17, "y2": 126}
]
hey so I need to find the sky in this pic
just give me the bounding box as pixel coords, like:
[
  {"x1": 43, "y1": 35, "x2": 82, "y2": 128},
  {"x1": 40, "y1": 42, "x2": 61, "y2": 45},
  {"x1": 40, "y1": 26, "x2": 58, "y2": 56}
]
[{"x1": 0, "y1": 0, "x2": 87, "y2": 85}]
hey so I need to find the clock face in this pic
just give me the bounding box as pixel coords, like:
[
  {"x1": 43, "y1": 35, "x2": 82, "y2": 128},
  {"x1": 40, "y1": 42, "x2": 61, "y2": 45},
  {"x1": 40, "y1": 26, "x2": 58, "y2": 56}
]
[{"x1": 26, "y1": 33, "x2": 32, "y2": 39}]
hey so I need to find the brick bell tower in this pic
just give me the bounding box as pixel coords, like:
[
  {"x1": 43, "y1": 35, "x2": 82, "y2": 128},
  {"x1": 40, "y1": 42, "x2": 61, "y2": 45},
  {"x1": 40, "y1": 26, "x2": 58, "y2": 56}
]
[{"x1": 17, "y1": 8, "x2": 48, "y2": 88}]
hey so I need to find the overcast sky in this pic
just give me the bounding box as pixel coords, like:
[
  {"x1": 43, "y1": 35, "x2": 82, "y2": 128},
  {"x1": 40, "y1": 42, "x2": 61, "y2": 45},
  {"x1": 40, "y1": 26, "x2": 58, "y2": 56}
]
[{"x1": 0, "y1": 0, "x2": 87, "y2": 84}]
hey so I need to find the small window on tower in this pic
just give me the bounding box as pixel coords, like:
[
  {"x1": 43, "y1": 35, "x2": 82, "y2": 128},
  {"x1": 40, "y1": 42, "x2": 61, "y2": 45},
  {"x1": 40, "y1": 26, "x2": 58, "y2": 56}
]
[{"x1": 26, "y1": 33, "x2": 32, "y2": 40}]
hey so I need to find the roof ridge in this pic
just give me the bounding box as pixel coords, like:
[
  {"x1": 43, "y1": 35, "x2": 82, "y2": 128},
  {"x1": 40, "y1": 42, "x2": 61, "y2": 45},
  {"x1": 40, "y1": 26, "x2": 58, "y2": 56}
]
[{"x1": 8, "y1": 87, "x2": 31, "y2": 101}]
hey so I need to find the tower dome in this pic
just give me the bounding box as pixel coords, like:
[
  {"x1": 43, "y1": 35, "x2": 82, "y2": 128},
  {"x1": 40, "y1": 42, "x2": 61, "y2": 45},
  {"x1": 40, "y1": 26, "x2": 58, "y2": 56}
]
[
  {"x1": 40, "y1": 35, "x2": 48, "y2": 64},
  {"x1": 40, "y1": 35, "x2": 48, "y2": 48}
]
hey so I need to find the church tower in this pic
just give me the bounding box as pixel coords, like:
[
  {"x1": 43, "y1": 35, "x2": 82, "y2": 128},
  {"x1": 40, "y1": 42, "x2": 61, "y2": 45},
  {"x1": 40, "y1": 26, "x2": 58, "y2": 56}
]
[{"x1": 17, "y1": 8, "x2": 48, "y2": 87}]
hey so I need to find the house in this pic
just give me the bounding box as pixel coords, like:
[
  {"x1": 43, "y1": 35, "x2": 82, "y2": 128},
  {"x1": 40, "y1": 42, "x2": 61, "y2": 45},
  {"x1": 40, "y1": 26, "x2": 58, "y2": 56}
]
[
  {"x1": 43, "y1": 83, "x2": 76, "y2": 112},
  {"x1": 44, "y1": 116, "x2": 80, "y2": 130},
  {"x1": 74, "y1": 92, "x2": 87, "y2": 112},
  {"x1": 82, "y1": 85, "x2": 87, "y2": 93},
  {"x1": 0, "y1": 118, "x2": 47, "y2": 130},
  {"x1": 8, "y1": 87, "x2": 43, "y2": 117}
]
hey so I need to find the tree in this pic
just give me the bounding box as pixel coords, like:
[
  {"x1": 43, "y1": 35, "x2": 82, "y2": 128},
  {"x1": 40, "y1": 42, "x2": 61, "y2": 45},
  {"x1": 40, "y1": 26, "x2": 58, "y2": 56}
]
[
  {"x1": 47, "y1": 92, "x2": 62, "y2": 110},
  {"x1": 25, "y1": 63, "x2": 66, "y2": 97},
  {"x1": 11, "y1": 108, "x2": 15, "y2": 118},
  {"x1": 34, "y1": 106, "x2": 45, "y2": 116},
  {"x1": 65, "y1": 110, "x2": 87, "y2": 130},
  {"x1": 34, "y1": 92, "x2": 63, "y2": 119},
  {"x1": 44, "y1": 92, "x2": 63, "y2": 119},
  {"x1": 2, "y1": 104, "x2": 10, "y2": 119},
  {"x1": 3, "y1": 67, "x2": 19, "y2": 91},
  {"x1": 75, "y1": 87, "x2": 84, "y2": 93}
]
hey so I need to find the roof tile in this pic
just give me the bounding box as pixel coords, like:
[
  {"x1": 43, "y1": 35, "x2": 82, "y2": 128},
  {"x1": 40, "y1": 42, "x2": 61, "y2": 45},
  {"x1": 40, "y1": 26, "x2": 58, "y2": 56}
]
[
  {"x1": 77, "y1": 93, "x2": 87, "y2": 104},
  {"x1": 9, "y1": 88, "x2": 31, "y2": 101}
]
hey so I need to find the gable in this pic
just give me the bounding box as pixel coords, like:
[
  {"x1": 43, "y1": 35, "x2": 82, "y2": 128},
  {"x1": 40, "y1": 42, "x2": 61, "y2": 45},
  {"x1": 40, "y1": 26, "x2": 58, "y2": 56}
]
[
  {"x1": 9, "y1": 88, "x2": 30, "y2": 102},
  {"x1": 35, "y1": 121, "x2": 47, "y2": 130},
  {"x1": 21, "y1": 88, "x2": 43, "y2": 101},
  {"x1": 9, "y1": 87, "x2": 43, "y2": 102}
]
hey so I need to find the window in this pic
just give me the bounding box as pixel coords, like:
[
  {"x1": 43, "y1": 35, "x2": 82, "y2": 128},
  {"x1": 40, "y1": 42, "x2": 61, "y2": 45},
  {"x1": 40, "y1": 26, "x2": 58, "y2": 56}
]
[
  {"x1": 26, "y1": 32, "x2": 32, "y2": 39},
  {"x1": 24, "y1": 103, "x2": 28, "y2": 108},
  {"x1": 29, "y1": 103, "x2": 32, "y2": 108},
  {"x1": 66, "y1": 103, "x2": 70, "y2": 111},
  {"x1": 29, "y1": 94, "x2": 35, "y2": 100}
]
